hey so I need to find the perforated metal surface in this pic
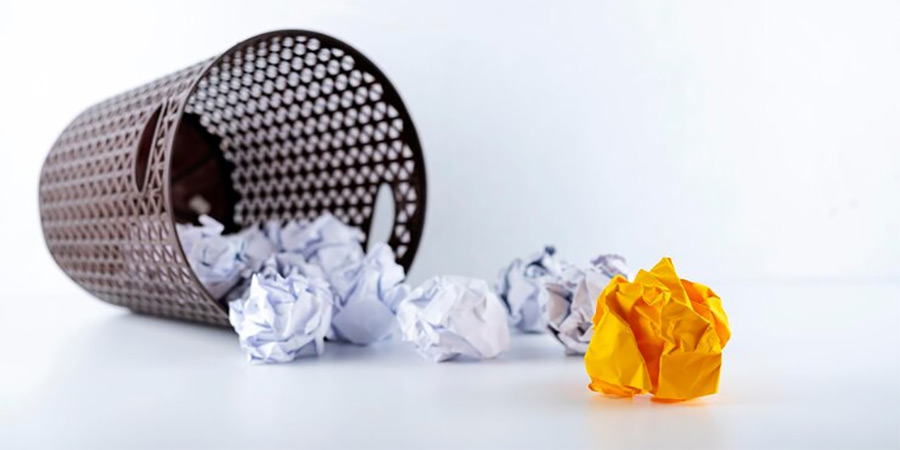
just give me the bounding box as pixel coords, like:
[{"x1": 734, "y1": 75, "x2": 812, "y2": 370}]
[{"x1": 39, "y1": 31, "x2": 427, "y2": 326}]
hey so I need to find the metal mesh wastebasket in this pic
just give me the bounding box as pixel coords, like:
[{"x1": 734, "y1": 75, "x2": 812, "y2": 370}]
[{"x1": 38, "y1": 30, "x2": 427, "y2": 326}]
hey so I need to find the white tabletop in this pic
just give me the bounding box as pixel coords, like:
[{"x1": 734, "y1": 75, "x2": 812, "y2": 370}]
[{"x1": 1, "y1": 281, "x2": 898, "y2": 449}]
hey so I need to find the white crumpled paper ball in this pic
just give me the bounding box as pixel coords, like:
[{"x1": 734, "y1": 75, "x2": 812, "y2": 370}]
[
  {"x1": 397, "y1": 276, "x2": 510, "y2": 362},
  {"x1": 494, "y1": 246, "x2": 566, "y2": 333},
  {"x1": 272, "y1": 213, "x2": 366, "y2": 274},
  {"x1": 545, "y1": 254, "x2": 631, "y2": 355},
  {"x1": 228, "y1": 257, "x2": 334, "y2": 363},
  {"x1": 176, "y1": 215, "x2": 275, "y2": 299},
  {"x1": 326, "y1": 243, "x2": 410, "y2": 345}
]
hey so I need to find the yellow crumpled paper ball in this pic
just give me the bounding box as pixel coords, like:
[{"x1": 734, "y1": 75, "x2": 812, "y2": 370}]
[{"x1": 584, "y1": 257, "x2": 730, "y2": 401}]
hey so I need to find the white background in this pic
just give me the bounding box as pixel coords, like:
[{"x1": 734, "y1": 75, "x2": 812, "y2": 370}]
[{"x1": 1, "y1": 1, "x2": 898, "y2": 449}]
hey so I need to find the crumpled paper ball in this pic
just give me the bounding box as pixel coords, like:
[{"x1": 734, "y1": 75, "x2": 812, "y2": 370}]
[
  {"x1": 397, "y1": 276, "x2": 511, "y2": 362},
  {"x1": 495, "y1": 246, "x2": 565, "y2": 333},
  {"x1": 546, "y1": 254, "x2": 631, "y2": 354},
  {"x1": 585, "y1": 257, "x2": 730, "y2": 401},
  {"x1": 272, "y1": 213, "x2": 366, "y2": 274},
  {"x1": 228, "y1": 257, "x2": 334, "y2": 363},
  {"x1": 326, "y1": 243, "x2": 410, "y2": 345},
  {"x1": 176, "y1": 215, "x2": 275, "y2": 298}
]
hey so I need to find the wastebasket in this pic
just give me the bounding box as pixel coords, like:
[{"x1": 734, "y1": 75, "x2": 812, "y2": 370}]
[{"x1": 39, "y1": 30, "x2": 427, "y2": 326}]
